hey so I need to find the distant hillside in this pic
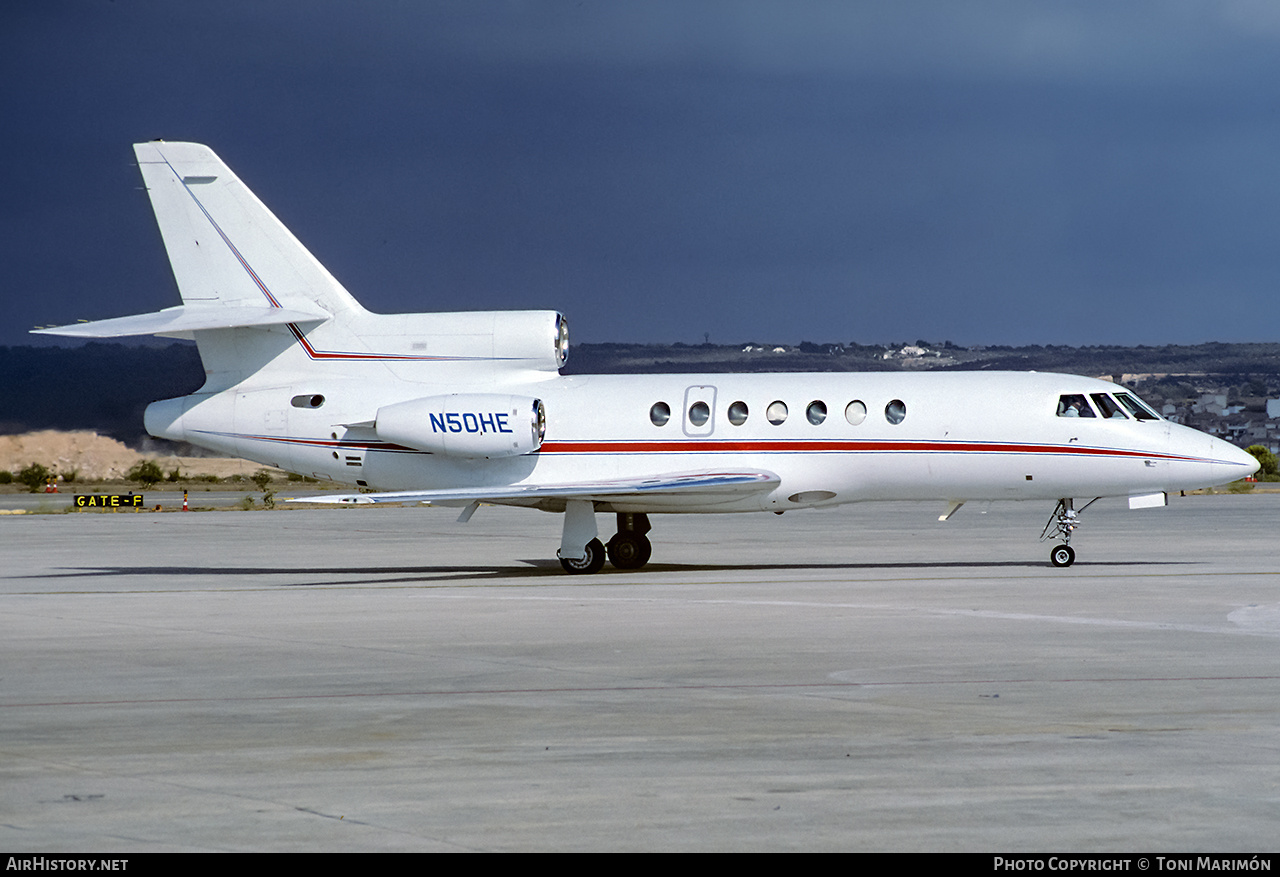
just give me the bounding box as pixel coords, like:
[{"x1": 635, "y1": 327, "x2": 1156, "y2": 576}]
[
  {"x1": 563, "y1": 340, "x2": 1280, "y2": 378},
  {"x1": 5, "y1": 340, "x2": 1280, "y2": 446},
  {"x1": 934, "y1": 342, "x2": 1280, "y2": 377}
]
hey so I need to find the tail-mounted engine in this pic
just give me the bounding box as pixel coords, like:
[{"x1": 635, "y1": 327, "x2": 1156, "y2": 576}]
[
  {"x1": 364, "y1": 310, "x2": 567, "y2": 373},
  {"x1": 375, "y1": 394, "x2": 546, "y2": 458}
]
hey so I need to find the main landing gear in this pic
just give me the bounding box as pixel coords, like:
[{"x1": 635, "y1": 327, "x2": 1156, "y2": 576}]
[
  {"x1": 557, "y1": 502, "x2": 652, "y2": 574},
  {"x1": 605, "y1": 512, "x2": 652, "y2": 570},
  {"x1": 1041, "y1": 498, "x2": 1098, "y2": 568}
]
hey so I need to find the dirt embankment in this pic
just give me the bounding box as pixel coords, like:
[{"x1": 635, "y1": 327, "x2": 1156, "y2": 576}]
[{"x1": 1, "y1": 430, "x2": 270, "y2": 481}]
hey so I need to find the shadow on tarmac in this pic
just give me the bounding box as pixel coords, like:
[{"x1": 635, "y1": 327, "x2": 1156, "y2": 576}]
[{"x1": 21, "y1": 556, "x2": 1201, "y2": 587}]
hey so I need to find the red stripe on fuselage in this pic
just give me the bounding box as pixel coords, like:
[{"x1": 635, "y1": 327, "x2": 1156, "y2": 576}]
[
  {"x1": 536, "y1": 439, "x2": 1202, "y2": 462},
  {"x1": 215, "y1": 432, "x2": 1232, "y2": 467}
]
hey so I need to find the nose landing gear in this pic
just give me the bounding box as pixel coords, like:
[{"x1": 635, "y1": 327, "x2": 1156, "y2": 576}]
[{"x1": 1042, "y1": 498, "x2": 1098, "y2": 567}]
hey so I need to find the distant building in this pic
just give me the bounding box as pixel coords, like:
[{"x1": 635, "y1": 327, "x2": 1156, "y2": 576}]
[{"x1": 1193, "y1": 393, "x2": 1229, "y2": 416}]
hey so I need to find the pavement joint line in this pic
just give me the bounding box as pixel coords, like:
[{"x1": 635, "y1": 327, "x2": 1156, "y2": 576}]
[{"x1": 5, "y1": 674, "x2": 1280, "y2": 711}]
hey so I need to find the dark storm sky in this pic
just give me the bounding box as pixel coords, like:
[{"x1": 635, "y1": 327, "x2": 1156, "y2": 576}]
[{"x1": 7, "y1": 1, "x2": 1280, "y2": 348}]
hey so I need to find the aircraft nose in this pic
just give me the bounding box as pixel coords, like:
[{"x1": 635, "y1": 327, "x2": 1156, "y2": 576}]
[
  {"x1": 1220, "y1": 439, "x2": 1261, "y2": 477},
  {"x1": 1166, "y1": 425, "x2": 1259, "y2": 490},
  {"x1": 1202, "y1": 435, "x2": 1259, "y2": 486}
]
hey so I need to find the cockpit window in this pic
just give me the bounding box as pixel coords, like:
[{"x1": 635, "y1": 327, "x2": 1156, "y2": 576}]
[
  {"x1": 1090, "y1": 393, "x2": 1128, "y2": 419},
  {"x1": 1056, "y1": 394, "x2": 1096, "y2": 418},
  {"x1": 1114, "y1": 392, "x2": 1160, "y2": 421}
]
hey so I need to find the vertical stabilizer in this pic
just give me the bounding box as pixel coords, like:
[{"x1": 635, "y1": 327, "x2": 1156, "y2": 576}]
[
  {"x1": 38, "y1": 143, "x2": 566, "y2": 393},
  {"x1": 134, "y1": 141, "x2": 363, "y2": 317},
  {"x1": 133, "y1": 141, "x2": 371, "y2": 388}
]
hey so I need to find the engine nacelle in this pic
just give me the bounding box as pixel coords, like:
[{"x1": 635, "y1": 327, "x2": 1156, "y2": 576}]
[
  {"x1": 361, "y1": 311, "x2": 568, "y2": 373},
  {"x1": 375, "y1": 394, "x2": 546, "y2": 458}
]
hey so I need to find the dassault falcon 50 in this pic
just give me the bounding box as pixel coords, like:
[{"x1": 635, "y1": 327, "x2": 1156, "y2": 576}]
[{"x1": 36, "y1": 142, "x2": 1260, "y2": 572}]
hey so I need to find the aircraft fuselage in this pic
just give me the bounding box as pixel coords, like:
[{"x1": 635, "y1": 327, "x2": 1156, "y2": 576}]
[{"x1": 146, "y1": 368, "x2": 1252, "y2": 513}]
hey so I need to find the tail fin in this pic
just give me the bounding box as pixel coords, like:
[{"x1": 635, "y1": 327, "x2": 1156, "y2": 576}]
[
  {"x1": 38, "y1": 142, "x2": 565, "y2": 391},
  {"x1": 133, "y1": 141, "x2": 362, "y2": 317},
  {"x1": 37, "y1": 142, "x2": 372, "y2": 389}
]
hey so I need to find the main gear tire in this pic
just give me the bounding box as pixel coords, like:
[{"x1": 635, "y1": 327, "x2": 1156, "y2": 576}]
[
  {"x1": 560, "y1": 538, "x2": 607, "y2": 574},
  {"x1": 607, "y1": 533, "x2": 652, "y2": 570}
]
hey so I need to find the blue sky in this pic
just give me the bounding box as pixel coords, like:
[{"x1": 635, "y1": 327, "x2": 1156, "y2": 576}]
[{"x1": 6, "y1": 1, "x2": 1280, "y2": 347}]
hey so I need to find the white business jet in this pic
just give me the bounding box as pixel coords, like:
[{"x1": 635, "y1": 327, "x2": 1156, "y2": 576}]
[{"x1": 35, "y1": 142, "x2": 1259, "y2": 572}]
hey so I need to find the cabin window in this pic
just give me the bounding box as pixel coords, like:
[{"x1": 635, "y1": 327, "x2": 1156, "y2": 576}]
[
  {"x1": 885, "y1": 399, "x2": 906, "y2": 424},
  {"x1": 845, "y1": 400, "x2": 867, "y2": 425},
  {"x1": 649, "y1": 402, "x2": 671, "y2": 426},
  {"x1": 688, "y1": 401, "x2": 710, "y2": 427},
  {"x1": 806, "y1": 401, "x2": 827, "y2": 425},
  {"x1": 1090, "y1": 393, "x2": 1128, "y2": 419},
  {"x1": 1114, "y1": 392, "x2": 1160, "y2": 421},
  {"x1": 766, "y1": 400, "x2": 788, "y2": 425},
  {"x1": 727, "y1": 400, "x2": 749, "y2": 426},
  {"x1": 1056, "y1": 394, "x2": 1096, "y2": 418}
]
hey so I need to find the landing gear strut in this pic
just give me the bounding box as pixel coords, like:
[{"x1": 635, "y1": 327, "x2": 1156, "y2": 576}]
[
  {"x1": 606, "y1": 513, "x2": 652, "y2": 570},
  {"x1": 1041, "y1": 498, "x2": 1098, "y2": 568},
  {"x1": 558, "y1": 500, "x2": 606, "y2": 574}
]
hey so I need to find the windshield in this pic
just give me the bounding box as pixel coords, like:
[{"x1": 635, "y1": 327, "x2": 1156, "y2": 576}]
[
  {"x1": 1114, "y1": 392, "x2": 1161, "y2": 421},
  {"x1": 1057, "y1": 391, "x2": 1161, "y2": 422}
]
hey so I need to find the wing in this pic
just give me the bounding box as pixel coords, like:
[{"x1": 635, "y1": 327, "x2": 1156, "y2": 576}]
[{"x1": 289, "y1": 469, "x2": 779, "y2": 508}]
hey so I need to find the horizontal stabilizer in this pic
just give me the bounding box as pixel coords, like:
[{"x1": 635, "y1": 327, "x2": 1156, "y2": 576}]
[
  {"x1": 33, "y1": 305, "x2": 329, "y2": 339},
  {"x1": 291, "y1": 470, "x2": 780, "y2": 506}
]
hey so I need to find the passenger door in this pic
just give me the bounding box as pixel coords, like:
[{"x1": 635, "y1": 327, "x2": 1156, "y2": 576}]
[{"x1": 682, "y1": 385, "x2": 717, "y2": 438}]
